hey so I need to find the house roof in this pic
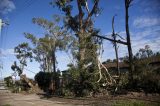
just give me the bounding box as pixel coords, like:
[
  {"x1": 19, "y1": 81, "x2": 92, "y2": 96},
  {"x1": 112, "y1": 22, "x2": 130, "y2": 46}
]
[
  {"x1": 103, "y1": 56, "x2": 160, "y2": 69},
  {"x1": 104, "y1": 62, "x2": 129, "y2": 68}
]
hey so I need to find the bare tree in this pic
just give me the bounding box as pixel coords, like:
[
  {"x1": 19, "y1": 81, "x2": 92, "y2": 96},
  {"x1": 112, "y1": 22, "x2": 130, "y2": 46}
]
[
  {"x1": 111, "y1": 15, "x2": 120, "y2": 77},
  {"x1": 125, "y1": 0, "x2": 134, "y2": 82}
]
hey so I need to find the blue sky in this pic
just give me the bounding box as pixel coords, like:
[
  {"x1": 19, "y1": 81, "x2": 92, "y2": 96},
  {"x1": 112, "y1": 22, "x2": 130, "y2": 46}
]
[{"x1": 0, "y1": 0, "x2": 160, "y2": 79}]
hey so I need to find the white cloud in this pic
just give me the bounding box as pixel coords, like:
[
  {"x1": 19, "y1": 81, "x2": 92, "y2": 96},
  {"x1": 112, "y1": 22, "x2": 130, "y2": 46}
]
[
  {"x1": 133, "y1": 17, "x2": 160, "y2": 28},
  {"x1": 102, "y1": 27, "x2": 160, "y2": 61},
  {"x1": 0, "y1": 0, "x2": 15, "y2": 15},
  {"x1": 138, "y1": 0, "x2": 160, "y2": 14},
  {"x1": 0, "y1": 48, "x2": 15, "y2": 58},
  {"x1": 101, "y1": 39, "x2": 128, "y2": 62},
  {"x1": 130, "y1": 27, "x2": 160, "y2": 54}
]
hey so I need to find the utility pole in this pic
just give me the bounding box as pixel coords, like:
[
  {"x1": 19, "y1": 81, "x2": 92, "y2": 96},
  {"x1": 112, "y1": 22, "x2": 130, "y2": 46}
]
[
  {"x1": 0, "y1": 19, "x2": 4, "y2": 81},
  {"x1": 0, "y1": 19, "x2": 9, "y2": 80},
  {"x1": 0, "y1": 19, "x2": 9, "y2": 47}
]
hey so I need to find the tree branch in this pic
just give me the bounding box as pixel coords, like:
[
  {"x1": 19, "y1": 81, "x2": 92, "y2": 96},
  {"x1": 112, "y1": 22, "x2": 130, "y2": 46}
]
[
  {"x1": 92, "y1": 34, "x2": 128, "y2": 45},
  {"x1": 77, "y1": 0, "x2": 84, "y2": 30},
  {"x1": 84, "y1": 0, "x2": 99, "y2": 29},
  {"x1": 85, "y1": 0, "x2": 89, "y2": 14}
]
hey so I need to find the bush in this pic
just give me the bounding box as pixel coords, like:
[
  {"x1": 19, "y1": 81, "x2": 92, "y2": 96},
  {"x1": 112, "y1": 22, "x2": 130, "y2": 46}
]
[
  {"x1": 132, "y1": 62, "x2": 160, "y2": 94},
  {"x1": 4, "y1": 76, "x2": 13, "y2": 88},
  {"x1": 66, "y1": 67, "x2": 99, "y2": 97},
  {"x1": 35, "y1": 72, "x2": 52, "y2": 91},
  {"x1": 34, "y1": 71, "x2": 60, "y2": 93},
  {"x1": 4, "y1": 76, "x2": 31, "y2": 93}
]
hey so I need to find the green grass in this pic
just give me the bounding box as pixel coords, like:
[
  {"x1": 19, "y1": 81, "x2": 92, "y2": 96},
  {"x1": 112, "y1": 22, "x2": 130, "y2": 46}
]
[
  {"x1": 1, "y1": 104, "x2": 11, "y2": 106},
  {"x1": 112, "y1": 100, "x2": 160, "y2": 106}
]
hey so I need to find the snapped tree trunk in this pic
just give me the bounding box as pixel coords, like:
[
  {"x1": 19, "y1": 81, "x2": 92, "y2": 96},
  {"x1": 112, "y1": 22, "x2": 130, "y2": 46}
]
[
  {"x1": 114, "y1": 41, "x2": 120, "y2": 76},
  {"x1": 112, "y1": 15, "x2": 120, "y2": 76},
  {"x1": 20, "y1": 74, "x2": 39, "y2": 92}
]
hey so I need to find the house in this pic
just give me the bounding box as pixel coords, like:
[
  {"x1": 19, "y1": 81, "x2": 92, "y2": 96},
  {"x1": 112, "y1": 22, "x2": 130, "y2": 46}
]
[{"x1": 102, "y1": 56, "x2": 160, "y2": 75}]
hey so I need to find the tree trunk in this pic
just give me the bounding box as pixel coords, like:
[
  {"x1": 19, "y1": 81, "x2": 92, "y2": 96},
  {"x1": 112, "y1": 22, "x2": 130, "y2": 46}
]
[
  {"x1": 125, "y1": 0, "x2": 134, "y2": 82},
  {"x1": 20, "y1": 74, "x2": 39, "y2": 92},
  {"x1": 112, "y1": 16, "x2": 120, "y2": 76},
  {"x1": 49, "y1": 49, "x2": 56, "y2": 94},
  {"x1": 52, "y1": 49, "x2": 56, "y2": 73},
  {"x1": 114, "y1": 41, "x2": 120, "y2": 76},
  {"x1": 79, "y1": 38, "x2": 85, "y2": 60}
]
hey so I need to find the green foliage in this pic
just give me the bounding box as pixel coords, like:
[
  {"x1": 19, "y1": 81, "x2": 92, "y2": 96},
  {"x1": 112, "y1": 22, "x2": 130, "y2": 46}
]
[
  {"x1": 11, "y1": 61, "x2": 22, "y2": 76},
  {"x1": 4, "y1": 76, "x2": 13, "y2": 87},
  {"x1": 11, "y1": 42, "x2": 33, "y2": 76},
  {"x1": 14, "y1": 42, "x2": 33, "y2": 67},
  {"x1": 66, "y1": 64, "x2": 99, "y2": 97},
  {"x1": 52, "y1": 1, "x2": 104, "y2": 97},
  {"x1": 34, "y1": 71, "x2": 60, "y2": 92},
  {"x1": 135, "y1": 45, "x2": 153, "y2": 59},
  {"x1": 9, "y1": 80, "x2": 31, "y2": 93},
  {"x1": 131, "y1": 46, "x2": 160, "y2": 93},
  {"x1": 24, "y1": 16, "x2": 71, "y2": 73},
  {"x1": 10, "y1": 81, "x2": 20, "y2": 93},
  {"x1": 133, "y1": 65, "x2": 160, "y2": 93},
  {"x1": 112, "y1": 100, "x2": 160, "y2": 106},
  {"x1": 118, "y1": 73, "x2": 129, "y2": 89},
  {"x1": 1, "y1": 104, "x2": 11, "y2": 106},
  {"x1": 4, "y1": 76, "x2": 31, "y2": 93},
  {"x1": 35, "y1": 71, "x2": 52, "y2": 91}
]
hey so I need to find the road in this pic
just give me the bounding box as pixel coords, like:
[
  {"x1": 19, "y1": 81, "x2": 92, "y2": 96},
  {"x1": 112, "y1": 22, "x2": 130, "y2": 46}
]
[{"x1": 0, "y1": 90, "x2": 83, "y2": 106}]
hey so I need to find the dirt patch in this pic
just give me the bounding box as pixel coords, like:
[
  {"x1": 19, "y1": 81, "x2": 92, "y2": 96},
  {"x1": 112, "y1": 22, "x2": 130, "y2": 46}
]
[
  {"x1": 36, "y1": 92, "x2": 160, "y2": 106},
  {"x1": 0, "y1": 90, "x2": 160, "y2": 106}
]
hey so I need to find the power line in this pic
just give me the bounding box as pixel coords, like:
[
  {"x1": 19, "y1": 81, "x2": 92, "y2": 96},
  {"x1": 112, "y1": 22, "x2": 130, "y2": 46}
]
[
  {"x1": 24, "y1": 68, "x2": 36, "y2": 74},
  {"x1": 1, "y1": 56, "x2": 37, "y2": 78}
]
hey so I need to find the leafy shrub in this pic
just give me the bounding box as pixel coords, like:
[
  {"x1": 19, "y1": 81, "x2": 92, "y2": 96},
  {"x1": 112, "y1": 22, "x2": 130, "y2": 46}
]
[
  {"x1": 35, "y1": 71, "x2": 52, "y2": 91},
  {"x1": 34, "y1": 71, "x2": 60, "y2": 93},
  {"x1": 66, "y1": 67, "x2": 99, "y2": 97},
  {"x1": 4, "y1": 76, "x2": 13, "y2": 88},
  {"x1": 133, "y1": 62, "x2": 160, "y2": 93}
]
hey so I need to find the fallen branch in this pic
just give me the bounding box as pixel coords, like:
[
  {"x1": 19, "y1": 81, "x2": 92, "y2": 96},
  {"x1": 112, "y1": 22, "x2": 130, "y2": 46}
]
[{"x1": 97, "y1": 56, "x2": 116, "y2": 86}]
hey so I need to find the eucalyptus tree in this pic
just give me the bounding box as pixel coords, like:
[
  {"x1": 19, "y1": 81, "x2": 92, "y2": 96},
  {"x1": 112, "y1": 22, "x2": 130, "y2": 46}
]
[
  {"x1": 135, "y1": 45, "x2": 153, "y2": 59},
  {"x1": 11, "y1": 43, "x2": 38, "y2": 91},
  {"x1": 25, "y1": 16, "x2": 70, "y2": 73},
  {"x1": 24, "y1": 16, "x2": 71, "y2": 93},
  {"x1": 12, "y1": 43, "x2": 33, "y2": 75},
  {"x1": 53, "y1": 0, "x2": 101, "y2": 69},
  {"x1": 52, "y1": 0, "x2": 103, "y2": 96}
]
